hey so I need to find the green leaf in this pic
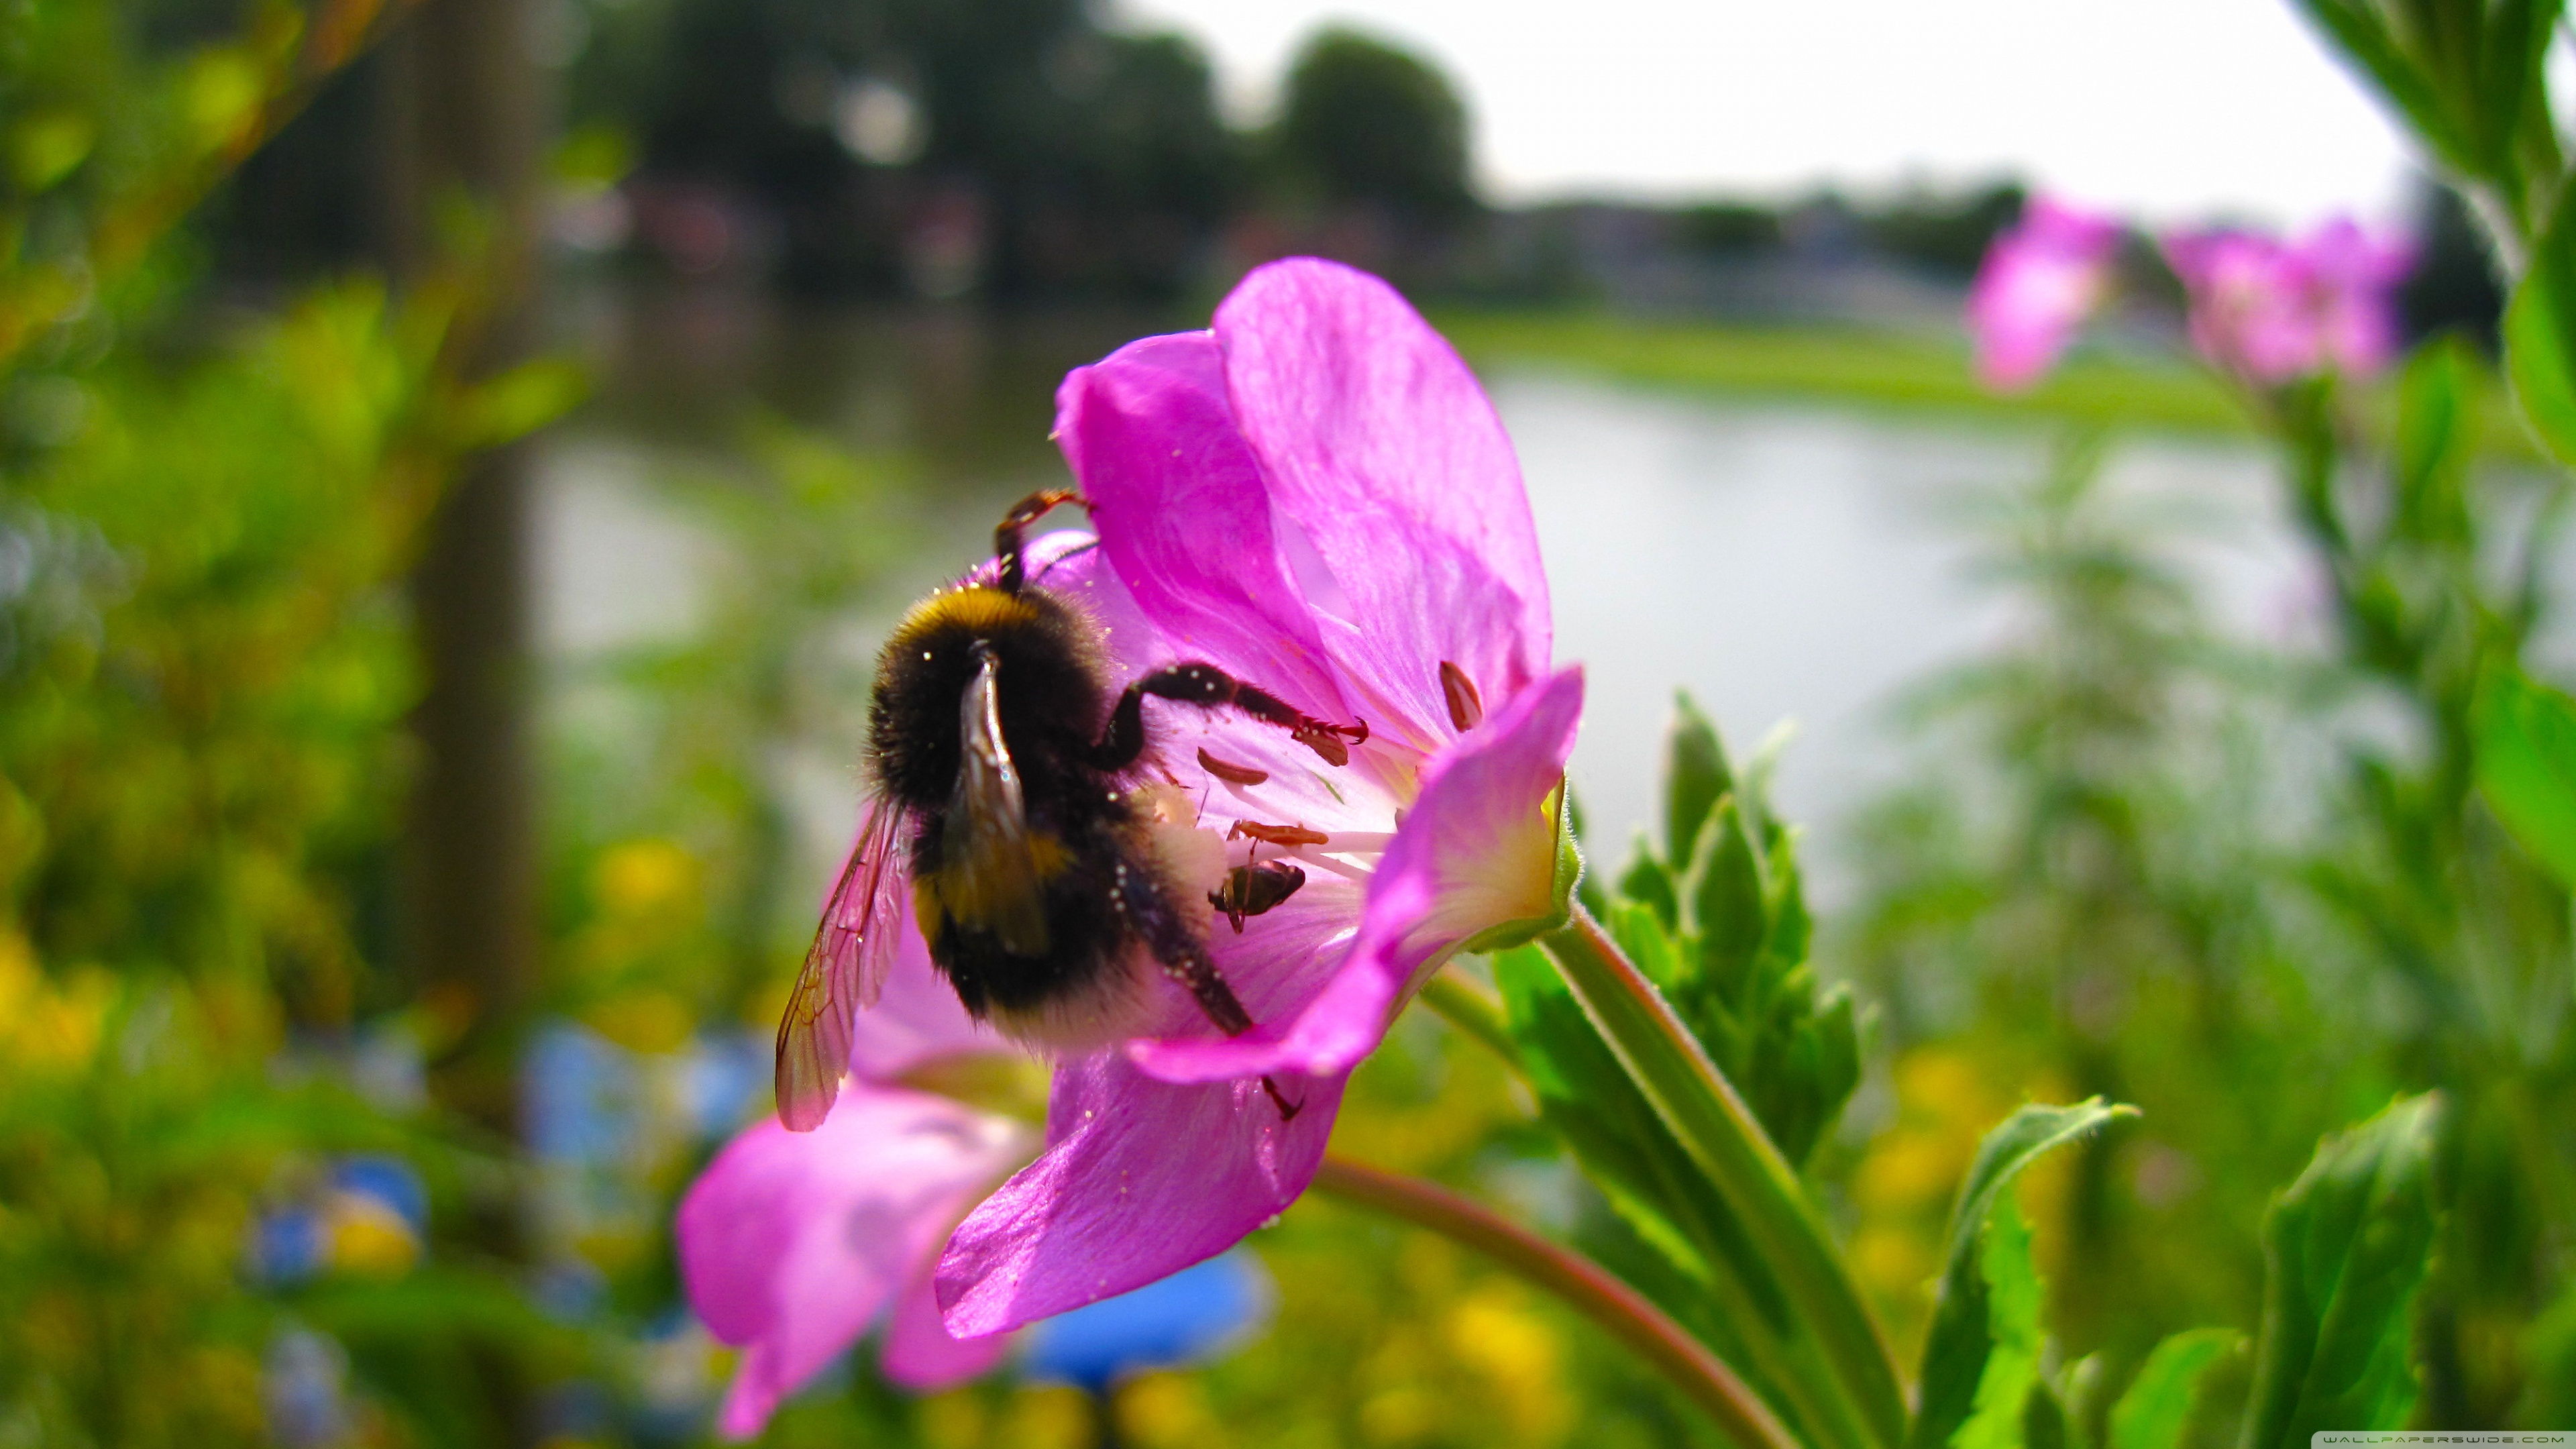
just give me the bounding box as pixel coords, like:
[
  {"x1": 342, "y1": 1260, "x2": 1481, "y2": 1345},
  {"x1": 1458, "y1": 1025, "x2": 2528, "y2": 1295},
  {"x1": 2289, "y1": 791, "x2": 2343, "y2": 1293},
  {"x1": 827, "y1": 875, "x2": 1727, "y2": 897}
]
[
  {"x1": 1493, "y1": 943, "x2": 1823, "y2": 1441},
  {"x1": 2290, "y1": 1, "x2": 2473, "y2": 172},
  {"x1": 2108, "y1": 1329, "x2": 2239, "y2": 1449},
  {"x1": 2474, "y1": 667, "x2": 2576, "y2": 889},
  {"x1": 2242, "y1": 1094, "x2": 2443, "y2": 1449},
  {"x1": 453, "y1": 356, "x2": 588, "y2": 448},
  {"x1": 2507, "y1": 176, "x2": 2576, "y2": 463},
  {"x1": 1619, "y1": 834, "x2": 1680, "y2": 930},
  {"x1": 1540, "y1": 918, "x2": 1909, "y2": 1449},
  {"x1": 1909, "y1": 1099, "x2": 2137, "y2": 1449},
  {"x1": 1686, "y1": 796, "x2": 1768, "y2": 1001},
  {"x1": 1665, "y1": 691, "x2": 1733, "y2": 864},
  {"x1": 2392, "y1": 337, "x2": 2476, "y2": 545},
  {"x1": 1954, "y1": 1199, "x2": 2046, "y2": 1449},
  {"x1": 2290, "y1": 0, "x2": 2561, "y2": 218}
]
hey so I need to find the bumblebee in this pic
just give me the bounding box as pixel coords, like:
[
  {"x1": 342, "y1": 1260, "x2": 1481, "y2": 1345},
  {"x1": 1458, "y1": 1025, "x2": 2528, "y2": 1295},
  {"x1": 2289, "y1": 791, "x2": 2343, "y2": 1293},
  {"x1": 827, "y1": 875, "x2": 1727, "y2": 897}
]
[{"x1": 774, "y1": 489, "x2": 1366, "y2": 1130}]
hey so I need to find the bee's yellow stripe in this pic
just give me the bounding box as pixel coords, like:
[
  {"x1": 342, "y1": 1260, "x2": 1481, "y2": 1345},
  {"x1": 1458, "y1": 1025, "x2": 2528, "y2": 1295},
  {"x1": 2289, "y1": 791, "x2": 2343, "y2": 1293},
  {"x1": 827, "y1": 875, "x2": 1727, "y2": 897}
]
[
  {"x1": 896, "y1": 585, "x2": 1038, "y2": 641},
  {"x1": 914, "y1": 832, "x2": 1073, "y2": 943}
]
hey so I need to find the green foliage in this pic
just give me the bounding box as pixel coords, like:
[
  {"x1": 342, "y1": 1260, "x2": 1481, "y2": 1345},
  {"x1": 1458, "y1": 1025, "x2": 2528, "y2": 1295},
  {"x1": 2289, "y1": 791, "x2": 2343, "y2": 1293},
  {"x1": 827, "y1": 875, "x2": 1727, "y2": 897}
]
[
  {"x1": 2291, "y1": 0, "x2": 2561, "y2": 234},
  {"x1": 2509, "y1": 177, "x2": 2576, "y2": 464},
  {"x1": 1951, "y1": 1199, "x2": 2052, "y2": 1449},
  {"x1": 1613, "y1": 698, "x2": 1862, "y2": 1167},
  {"x1": 2106, "y1": 1330, "x2": 2239, "y2": 1449},
  {"x1": 2241, "y1": 1095, "x2": 2443, "y2": 1448},
  {"x1": 2473, "y1": 666, "x2": 2576, "y2": 888},
  {"x1": 1909, "y1": 1101, "x2": 2132, "y2": 1449}
]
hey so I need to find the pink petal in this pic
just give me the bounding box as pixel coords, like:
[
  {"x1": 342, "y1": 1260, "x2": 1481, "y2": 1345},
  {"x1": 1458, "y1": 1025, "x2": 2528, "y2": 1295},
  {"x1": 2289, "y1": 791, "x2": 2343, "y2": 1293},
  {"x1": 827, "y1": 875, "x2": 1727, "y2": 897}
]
[
  {"x1": 1966, "y1": 197, "x2": 2118, "y2": 392},
  {"x1": 934, "y1": 1057, "x2": 1346, "y2": 1338},
  {"x1": 1215, "y1": 258, "x2": 1552, "y2": 751},
  {"x1": 679, "y1": 1086, "x2": 1029, "y2": 1438},
  {"x1": 1126, "y1": 665, "x2": 1584, "y2": 1083},
  {"x1": 1055, "y1": 332, "x2": 1349, "y2": 719},
  {"x1": 881, "y1": 1269, "x2": 1014, "y2": 1390}
]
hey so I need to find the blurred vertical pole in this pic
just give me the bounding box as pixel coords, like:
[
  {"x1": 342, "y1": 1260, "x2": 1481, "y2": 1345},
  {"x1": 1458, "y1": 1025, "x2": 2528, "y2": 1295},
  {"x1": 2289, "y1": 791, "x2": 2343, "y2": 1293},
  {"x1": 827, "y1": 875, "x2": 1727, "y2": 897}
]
[
  {"x1": 382, "y1": 0, "x2": 543, "y2": 1138},
  {"x1": 381, "y1": 0, "x2": 545, "y2": 1438}
]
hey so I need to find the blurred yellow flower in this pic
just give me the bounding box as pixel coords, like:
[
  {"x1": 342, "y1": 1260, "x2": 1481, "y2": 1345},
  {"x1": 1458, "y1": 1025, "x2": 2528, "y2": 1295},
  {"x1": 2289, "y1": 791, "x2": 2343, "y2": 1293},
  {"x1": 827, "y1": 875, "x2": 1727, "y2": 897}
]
[
  {"x1": 0, "y1": 932, "x2": 113, "y2": 1074},
  {"x1": 325, "y1": 1193, "x2": 421, "y2": 1278},
  {"x1": 584, "y1": 987, "x2": 695, "y2": 1054},
  {"x1": 593, "y1": 838, "x2": 702, "y2": 917},
  {"x1": 1446, "y1": 1287, "x2": 1570, "y2": 1442}
]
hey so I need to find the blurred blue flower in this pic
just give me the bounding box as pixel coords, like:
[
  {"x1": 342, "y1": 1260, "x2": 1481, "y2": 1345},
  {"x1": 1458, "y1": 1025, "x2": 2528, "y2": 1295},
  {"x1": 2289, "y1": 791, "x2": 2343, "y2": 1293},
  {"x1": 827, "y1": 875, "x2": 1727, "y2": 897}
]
[
  {"x1": 523, "y1": 1021, "x2": 639, "y2": 1163},
  {"x1": 248, "y1": 1155, "x2": 429, "y2": 1285},
  {"x1": 252, "y1": 1207, "x2": 325, "y2": 1284},
  {"x1": 264, "y1": 1326, "x2": 351, "y2": 1449},
  {"x1": 332, "y1": 1155, "x2": 427, "y2": 1234},
  {"x1": 680, "y1": 1029, "x2": 765, "y2": 1140},
  {"x1": 1020, "y1": 1250, "x2": 1271, "y2": 1393}
]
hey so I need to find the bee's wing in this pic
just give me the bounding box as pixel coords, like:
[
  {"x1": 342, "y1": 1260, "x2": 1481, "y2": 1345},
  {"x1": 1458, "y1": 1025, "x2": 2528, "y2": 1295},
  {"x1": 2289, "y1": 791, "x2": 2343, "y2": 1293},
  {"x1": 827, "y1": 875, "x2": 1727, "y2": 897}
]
[
  {"x1": 941, "y1": 647, "x2": 1052, "y2": 958},
  {"x1": 774, "y1": 797, "x2": 908, "y2": 1132}
]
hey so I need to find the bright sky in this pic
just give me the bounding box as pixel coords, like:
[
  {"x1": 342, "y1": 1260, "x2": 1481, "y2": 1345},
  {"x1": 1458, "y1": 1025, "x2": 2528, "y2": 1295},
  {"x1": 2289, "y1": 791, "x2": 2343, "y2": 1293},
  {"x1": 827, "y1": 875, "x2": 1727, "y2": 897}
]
[{"x1": 1112, "y1": 0, "x2": 2423, "y2": 228}]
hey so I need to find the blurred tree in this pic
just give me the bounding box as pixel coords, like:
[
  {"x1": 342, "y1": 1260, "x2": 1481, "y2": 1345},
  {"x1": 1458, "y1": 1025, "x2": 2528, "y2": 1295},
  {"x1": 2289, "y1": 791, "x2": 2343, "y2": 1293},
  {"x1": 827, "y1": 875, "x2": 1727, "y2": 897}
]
[
  {"x1": 1675, "y1": 203, "x2": 1783, "y2": 258},
  {"x1": 1866, "y1": 182, "x2": 2025, "y2": 279},
  {"x1": 585, "y1": 0, "x2": 1234, "y2": 299},
  {"x1": 1271, "y1": 25, "x2": 1477, "y2": 225}
]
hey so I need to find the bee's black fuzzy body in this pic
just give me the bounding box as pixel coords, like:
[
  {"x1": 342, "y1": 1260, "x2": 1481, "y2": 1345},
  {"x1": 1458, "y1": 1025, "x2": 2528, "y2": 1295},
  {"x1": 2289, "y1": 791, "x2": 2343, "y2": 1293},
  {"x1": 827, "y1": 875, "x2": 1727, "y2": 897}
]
[{"x1": 869, "y1": 580, "x2": 1193, "y2": 1042}]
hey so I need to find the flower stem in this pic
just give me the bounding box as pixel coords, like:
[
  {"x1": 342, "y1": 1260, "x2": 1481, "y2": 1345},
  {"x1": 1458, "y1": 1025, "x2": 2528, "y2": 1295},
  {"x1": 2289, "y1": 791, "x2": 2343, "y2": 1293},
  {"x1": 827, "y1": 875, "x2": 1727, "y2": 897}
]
[
  {"x1": 1540, "y1": 907, "x2": 1906, "y2": 1449},
  {"x1": 1310, "y1": 1155, "x2": 1799, "y2": 1449},
  {"x1": 1417, "y1": 967, "x2": 1522, "y2": 1073}
]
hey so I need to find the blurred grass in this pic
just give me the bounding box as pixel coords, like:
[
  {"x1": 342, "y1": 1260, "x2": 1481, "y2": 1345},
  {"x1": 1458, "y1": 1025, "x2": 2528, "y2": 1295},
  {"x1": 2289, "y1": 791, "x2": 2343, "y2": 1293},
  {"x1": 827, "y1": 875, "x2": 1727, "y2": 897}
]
[
  {"x1": 1438, "y1": 313, "x2": 2251, "y2": 433},
  {"x1": 1438, "y1": 311, "x2": 2544, "y2": 460}
]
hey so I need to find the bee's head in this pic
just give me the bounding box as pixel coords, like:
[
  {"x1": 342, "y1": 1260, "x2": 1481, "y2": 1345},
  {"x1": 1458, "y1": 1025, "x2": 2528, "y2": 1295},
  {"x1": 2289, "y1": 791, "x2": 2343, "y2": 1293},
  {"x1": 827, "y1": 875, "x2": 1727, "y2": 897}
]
[{"x1": 867, "y1": 584, "x2": 1108, "y2": 810}]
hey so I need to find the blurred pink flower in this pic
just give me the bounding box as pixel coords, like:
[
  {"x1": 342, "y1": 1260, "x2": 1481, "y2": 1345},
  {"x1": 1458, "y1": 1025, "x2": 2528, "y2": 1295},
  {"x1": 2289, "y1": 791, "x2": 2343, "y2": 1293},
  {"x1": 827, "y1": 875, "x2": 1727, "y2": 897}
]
[
  {"x1": 934, "y1": 258, "x2": 1582, "y2": 1338},
  {"x1": 2302, "y1": 218, "x2": 2415, "y2": 377},
  {"x1": 1966, "y1": 196, "x2": 2122, "y2": 391},
  {"x1": 679, "y1": 936, "x2": 1030, "y2": 1438},
  {"x1": 2163, "y1": 218, "x2": 2414, "y2": 384}
]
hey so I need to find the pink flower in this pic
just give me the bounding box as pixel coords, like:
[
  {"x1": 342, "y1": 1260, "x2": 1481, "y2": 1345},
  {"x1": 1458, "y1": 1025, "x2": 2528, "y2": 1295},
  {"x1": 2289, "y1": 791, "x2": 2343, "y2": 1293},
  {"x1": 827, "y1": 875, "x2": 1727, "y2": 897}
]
[
  {"x1": 1966, "y1": 196, "x2": 2122, "y2": 392},
  {"x1": 932, "y1": 258, "x2": 1582, "y2": 1338},
  {"x1": 679, "y1": 936, "x2": 1032, "y2": 1438},
  {"x1": 2162, "y1": 217, "x2": 2414, "y2": 384}
]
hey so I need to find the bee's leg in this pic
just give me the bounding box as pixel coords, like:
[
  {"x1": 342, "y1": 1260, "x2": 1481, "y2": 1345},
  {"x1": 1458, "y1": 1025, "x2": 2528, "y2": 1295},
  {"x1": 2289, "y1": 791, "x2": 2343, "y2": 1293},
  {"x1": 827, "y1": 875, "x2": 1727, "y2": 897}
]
[
  {"x1": 993, "y1": 488, "x2": 1085, "y2": 596},
  {"x1": 1091, "y1": 662, "x2": 1370, "y2": 769},
  {"x1": 1117, "y1": 850, "x2": 1305, "y2": 1122}
]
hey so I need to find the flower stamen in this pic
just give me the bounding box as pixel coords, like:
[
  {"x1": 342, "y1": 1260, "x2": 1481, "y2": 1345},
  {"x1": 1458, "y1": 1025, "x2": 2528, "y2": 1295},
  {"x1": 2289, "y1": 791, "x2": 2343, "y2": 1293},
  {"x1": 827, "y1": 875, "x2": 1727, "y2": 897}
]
[
  {"x1": 1230, "y1": 820, "x2": 1330, "y2": 847},
  {"x1": 1440, "y1": 661, "x2": 1485, "y2": 732},
  {"x1": 1196, "y1": 748, "x2": 1269, "y2": 786}
]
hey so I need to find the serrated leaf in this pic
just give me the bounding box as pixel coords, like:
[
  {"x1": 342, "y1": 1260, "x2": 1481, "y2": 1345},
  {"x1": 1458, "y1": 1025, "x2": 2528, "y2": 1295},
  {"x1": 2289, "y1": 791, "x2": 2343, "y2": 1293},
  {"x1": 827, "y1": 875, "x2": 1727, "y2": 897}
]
[
  {"x1": 2473, "y1": 667, "x2": 2576, "y2": 890},
  {"x1": 2508, "y1": 177, "x2": 2576, "y2": 464},
  {"x1": 2241, "y1": 1095, "x2": 2442, "y2": 1449},
  {"x1": 1493, "y1": 943, "x2": 1815, "y2": 1436},
  {"x1": 1666, "y1": 692, "x2": 1733, "y2": 863},
  {"x1": 1909, "y1": 1099, "x2": 2137, "y2": 1449},
  {"x1": 1687, "y1": 797, "x2": 1767, "y2": 1001},
  {"x1": 2108, "y1": 1328, "x2": 2238, "y2": 1449},
  {"x1": 1955, "y1": 1199, "x2": 2046, "y2": 1449}
]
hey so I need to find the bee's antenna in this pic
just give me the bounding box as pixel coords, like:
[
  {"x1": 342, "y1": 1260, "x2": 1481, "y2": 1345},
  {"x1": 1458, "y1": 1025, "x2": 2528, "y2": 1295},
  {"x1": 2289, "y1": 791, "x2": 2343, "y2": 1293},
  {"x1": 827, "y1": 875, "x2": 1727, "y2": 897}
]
[{"x1": 993, "y1": 488, "x2": 1084, "y2": 595}]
